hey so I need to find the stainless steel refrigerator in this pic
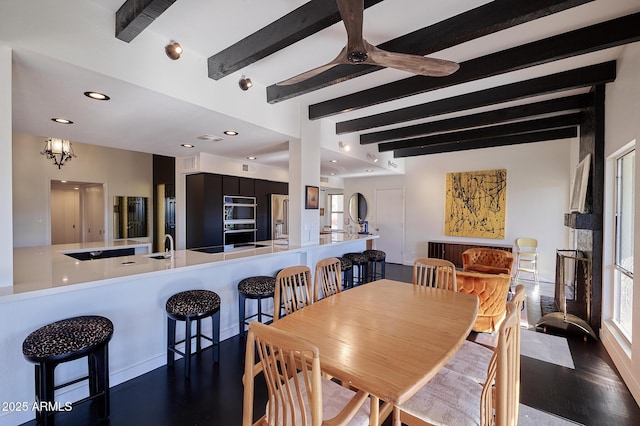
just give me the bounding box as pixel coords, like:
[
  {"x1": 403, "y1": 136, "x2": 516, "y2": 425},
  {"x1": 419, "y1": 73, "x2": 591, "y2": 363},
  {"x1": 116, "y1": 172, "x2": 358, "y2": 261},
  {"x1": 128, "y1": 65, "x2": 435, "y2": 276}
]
[{"x1": 270, "y1": 194, "x2": 289, "y2": 241}]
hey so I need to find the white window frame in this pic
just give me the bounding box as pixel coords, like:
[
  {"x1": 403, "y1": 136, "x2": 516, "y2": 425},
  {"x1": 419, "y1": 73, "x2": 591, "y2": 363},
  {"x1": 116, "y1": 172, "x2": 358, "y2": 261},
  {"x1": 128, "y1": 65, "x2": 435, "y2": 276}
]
[{"x1": 613, "y1": 147, "x2": 635, "y2": 342}]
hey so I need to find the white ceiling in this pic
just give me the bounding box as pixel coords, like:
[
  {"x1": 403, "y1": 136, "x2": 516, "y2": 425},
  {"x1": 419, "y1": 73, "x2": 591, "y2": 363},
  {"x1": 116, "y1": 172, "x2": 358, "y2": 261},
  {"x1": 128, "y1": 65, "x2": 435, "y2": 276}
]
[{"x1": 9, "y1": 0, "x2": 640, "y2": 178}]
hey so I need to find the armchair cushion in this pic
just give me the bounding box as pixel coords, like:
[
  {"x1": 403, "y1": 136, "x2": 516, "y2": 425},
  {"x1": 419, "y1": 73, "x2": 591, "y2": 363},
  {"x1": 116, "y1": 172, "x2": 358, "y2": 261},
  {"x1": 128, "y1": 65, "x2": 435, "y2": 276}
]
[
  {"x1": 462, "y1": 248, "x2": 514, "y2": 276},
  {"x1": 454, "y1": 270, "x2": 511, "y2": 333}
]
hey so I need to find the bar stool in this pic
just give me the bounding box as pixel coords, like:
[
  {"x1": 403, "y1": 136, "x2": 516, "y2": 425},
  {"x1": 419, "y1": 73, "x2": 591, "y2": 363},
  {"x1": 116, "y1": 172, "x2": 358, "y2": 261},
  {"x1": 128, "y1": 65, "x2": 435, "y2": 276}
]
[
  {"x1": 238, "y1": 275, "x2": 276, "y2": 337},
  {"x1": 166, "y1": 289, "x2": 220, "y2": 379},
  {"x1": 364, "y1": 249, "x2": 386, "y2": 281},
  {"x1": 22, "y1": 315, "x2": 113, "y2": 426},
  {"x1": 343, "y1": 252, "x2": 369, "y2": 286},
  {"x1": 338, "y1": 257, "x2": 354, "y2": 289}
]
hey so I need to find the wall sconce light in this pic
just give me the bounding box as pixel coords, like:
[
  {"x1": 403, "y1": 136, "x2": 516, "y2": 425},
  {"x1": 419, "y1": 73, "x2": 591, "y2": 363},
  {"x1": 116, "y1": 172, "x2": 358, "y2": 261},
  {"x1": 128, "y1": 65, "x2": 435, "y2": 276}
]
[
  {"x1": 388, "y1": 160, "x2": 398, "y2": 168},
  {"x1": 41, "y1": 138, "x2": 76, "y2": 169},
  {"x1": 239, "y1": 76, "x2": 253, "y2": 91},
  {"x1": 367, "y1": 153, "x2": 379, "y2": 163},
  {"x1": 165, "y1": 41, "x2": 183, "y2": 60},
  {"x1": 339, "y1": 141, "x2": 351, "y2": 152}
]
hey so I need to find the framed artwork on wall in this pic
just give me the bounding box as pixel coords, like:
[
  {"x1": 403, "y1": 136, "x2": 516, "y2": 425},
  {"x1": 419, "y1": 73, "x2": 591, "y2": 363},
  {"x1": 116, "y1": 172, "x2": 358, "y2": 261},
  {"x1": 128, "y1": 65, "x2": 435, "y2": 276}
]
[
  {"x1": 444, "y1": 169, "x2": 507, "y2": 239},
  {"x1": 305, "y1": 185, "x2": 319, "y2": 209},
  {"x1": 570, "y1": 154, "x2": 591, "y2": 213}
]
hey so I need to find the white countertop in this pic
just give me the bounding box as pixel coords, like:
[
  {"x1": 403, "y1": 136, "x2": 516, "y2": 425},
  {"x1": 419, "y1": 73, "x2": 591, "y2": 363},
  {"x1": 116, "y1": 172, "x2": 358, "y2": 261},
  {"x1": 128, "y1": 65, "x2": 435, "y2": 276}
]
[{"x1": 2, "y1": 234, "x2": 376, "y2": 301}]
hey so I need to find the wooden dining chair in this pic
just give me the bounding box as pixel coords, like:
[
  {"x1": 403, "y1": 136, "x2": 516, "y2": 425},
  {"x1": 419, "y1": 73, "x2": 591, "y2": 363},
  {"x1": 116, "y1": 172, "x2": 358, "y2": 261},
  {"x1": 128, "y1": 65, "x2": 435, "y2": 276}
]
[
  {"x1": 393, "y1": 301, "x2": 521, "y2": 426},
  {"x1": 413, "y1": 258, "x2": 457, "y2": 291},
  {"x1": 445, "y1": 284, "x2": 525, "y2": 384},
  {"x1": 274, "y1": 265, "x2": 313, "y2": 321},
  {"x1": 242, "y1": 321, "x2": 371, "y2": 426},
  {"x1": 314, "y1": 257, "x2": 342, "y2": 302}
]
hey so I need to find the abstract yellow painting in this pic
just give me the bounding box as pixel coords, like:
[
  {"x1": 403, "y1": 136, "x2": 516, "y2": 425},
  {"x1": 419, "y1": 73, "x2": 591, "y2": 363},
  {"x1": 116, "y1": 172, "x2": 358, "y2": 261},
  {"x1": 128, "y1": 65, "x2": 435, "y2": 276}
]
[{"x1": 445, "y1": 169, "x2": 507, "y2": 239}]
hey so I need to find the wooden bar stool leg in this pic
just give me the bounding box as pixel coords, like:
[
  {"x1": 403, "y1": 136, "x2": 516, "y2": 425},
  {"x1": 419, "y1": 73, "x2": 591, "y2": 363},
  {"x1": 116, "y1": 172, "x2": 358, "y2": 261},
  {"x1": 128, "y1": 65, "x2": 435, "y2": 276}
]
[
  {"x1": 92, "y1": 345, "x2": 110, "y2": 418},
  {"x1": 184, "y1": 317, "x2": 192, "y2": 379},
  {"x1": 238, "y1": 293, "x2": 246, "y2": 337},
  {"x1": 212, "y1": 311, "x2": 220, "y2": 364},
  {"x1": 40, "y1": 362, "x2": 55, "y2": 426},
  {"x1": 196, "y1": 318, "x2": 202, "y2": 354},
  {"x1": 167, "y1": 317, "x2": 176, "y2": 367}
]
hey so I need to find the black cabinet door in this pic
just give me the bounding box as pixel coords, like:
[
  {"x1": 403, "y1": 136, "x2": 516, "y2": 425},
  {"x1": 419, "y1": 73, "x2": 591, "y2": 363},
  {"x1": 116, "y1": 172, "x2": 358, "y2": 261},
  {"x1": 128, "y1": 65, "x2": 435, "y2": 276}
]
[
  {"x1": 239, "y1": 177, "x2": 255, "y2": 196},
  {"x1": 254, "y1": 179, "x2": 271, "y2": 241},
  {"x1": 186, "y1": 173, "x2": 223, "y2": 248},
  {"x1": 222, "y1": 175, "x2": 239, "y2": 195}
]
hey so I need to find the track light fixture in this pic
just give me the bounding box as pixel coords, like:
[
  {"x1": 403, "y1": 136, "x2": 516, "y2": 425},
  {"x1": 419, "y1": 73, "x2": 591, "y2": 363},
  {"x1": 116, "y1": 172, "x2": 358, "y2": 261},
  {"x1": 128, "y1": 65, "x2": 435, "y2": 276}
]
[
  {"x1": 238, "y1": 76, "x2": 253, "y2": 91},
  {"x1": 165, "y1": 41, "x2": 183, "y2": 60},
  {"x1": 367, "y1": 153, "x2": 379, "y2": 163},
  {"x1": 339, "y1": 141, "x2": 350, "y2": 152}
]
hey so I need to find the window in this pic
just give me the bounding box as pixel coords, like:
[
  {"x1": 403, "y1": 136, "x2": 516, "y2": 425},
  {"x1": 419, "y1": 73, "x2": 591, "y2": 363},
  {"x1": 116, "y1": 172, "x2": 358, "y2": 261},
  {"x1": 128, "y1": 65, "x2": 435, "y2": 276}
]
[
  {"x1": 614, "y1": 149, "x2": 634, "y2": 339},
  {"x1": 329, "y1": 194, "x2": 344, "y2": 230}
]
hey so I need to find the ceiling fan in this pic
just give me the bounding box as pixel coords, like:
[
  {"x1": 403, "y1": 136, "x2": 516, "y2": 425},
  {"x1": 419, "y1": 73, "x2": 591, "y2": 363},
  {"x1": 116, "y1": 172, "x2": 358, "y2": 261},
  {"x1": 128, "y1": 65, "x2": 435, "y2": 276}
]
[{"x1": 276, "y1": 0, "x2": 459, "y2": 86}]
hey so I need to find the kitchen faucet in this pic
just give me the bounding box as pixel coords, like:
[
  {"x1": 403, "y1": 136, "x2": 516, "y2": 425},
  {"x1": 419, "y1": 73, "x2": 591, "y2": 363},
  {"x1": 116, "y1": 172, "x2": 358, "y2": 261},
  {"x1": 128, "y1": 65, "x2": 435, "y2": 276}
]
[{"x1": 164, "y1": 234, "x2": 174, "y2": 259}]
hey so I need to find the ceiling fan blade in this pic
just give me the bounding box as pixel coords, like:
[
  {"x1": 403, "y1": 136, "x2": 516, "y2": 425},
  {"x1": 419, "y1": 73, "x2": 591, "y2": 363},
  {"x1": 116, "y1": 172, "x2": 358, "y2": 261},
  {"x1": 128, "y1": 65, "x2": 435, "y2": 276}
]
[
  {"x1": 365, "y1": 42, "x2": 459, "y2": 77},
  {"x1": 337, "y1": 0, "x2": 366, "y2": 53},
  {"x1": 275, "y1": 47, "x2": 349, "y2": 86}
]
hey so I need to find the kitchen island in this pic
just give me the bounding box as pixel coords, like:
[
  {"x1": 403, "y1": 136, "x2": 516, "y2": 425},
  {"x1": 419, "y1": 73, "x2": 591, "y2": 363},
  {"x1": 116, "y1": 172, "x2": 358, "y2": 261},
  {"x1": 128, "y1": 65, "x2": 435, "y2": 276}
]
[{"x1": 0, "y1": 234, "x2": 376, "y2": 426}]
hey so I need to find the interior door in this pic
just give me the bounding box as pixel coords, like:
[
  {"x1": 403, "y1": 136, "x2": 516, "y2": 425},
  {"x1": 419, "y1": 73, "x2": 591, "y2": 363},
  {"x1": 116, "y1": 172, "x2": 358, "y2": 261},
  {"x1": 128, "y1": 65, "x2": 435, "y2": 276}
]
[
  {"x1": 374, "y1": 188, "x2": 404, "y2": 264},
  {"x1": 51, "y1": 188, "x2": 80, "y2": 244},
  {"x1": 84, "y1": 185, "x2": 105, "y2": 242}
]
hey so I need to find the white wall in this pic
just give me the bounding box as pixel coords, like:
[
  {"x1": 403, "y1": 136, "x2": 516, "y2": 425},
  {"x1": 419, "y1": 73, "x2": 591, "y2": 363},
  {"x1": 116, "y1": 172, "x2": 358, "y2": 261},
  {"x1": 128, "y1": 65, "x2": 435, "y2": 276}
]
[
  {"x1": 12, "y1": 133, "x2": 153, "y2": 247},
  {"x1": 601, "y1": 41, "x2": 640, "y2": 404},
  {"x1": 0, "y1": 47, "x2": 12, "y2": 286},
  {"x1": 345, "y1": 139, "x2": 574, "y2": 282}
]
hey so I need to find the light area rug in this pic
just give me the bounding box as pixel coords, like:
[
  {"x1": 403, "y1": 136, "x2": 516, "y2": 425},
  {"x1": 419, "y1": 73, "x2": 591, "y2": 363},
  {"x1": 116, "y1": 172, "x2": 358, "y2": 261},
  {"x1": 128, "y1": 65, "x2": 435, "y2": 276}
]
[
  {"x1": 518, "y1": 404, "x2": 584, "y2": 425},
  {"x1": 520, "y1": 328, "x2": 575, "y2": 369}
]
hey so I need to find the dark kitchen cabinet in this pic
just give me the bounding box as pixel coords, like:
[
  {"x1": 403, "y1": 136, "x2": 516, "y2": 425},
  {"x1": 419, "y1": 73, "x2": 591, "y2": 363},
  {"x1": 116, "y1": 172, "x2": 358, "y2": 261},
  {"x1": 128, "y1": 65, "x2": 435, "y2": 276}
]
[
  {"x1": 186, "y1": 173, "x2": 223, "y2": 248},
  {"x1": 222, "y1": 175, "x2": 239, "y2": 196},
  {"x1": 187, "y1": 173, "x2": 286, "y2": 247}
]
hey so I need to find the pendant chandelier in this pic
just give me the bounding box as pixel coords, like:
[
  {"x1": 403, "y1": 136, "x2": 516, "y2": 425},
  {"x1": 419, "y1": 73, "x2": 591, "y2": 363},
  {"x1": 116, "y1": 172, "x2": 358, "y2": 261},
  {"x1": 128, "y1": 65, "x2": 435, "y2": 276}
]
[{"x1": 41, "y1": 138, "x2": 76, "y2": 169}]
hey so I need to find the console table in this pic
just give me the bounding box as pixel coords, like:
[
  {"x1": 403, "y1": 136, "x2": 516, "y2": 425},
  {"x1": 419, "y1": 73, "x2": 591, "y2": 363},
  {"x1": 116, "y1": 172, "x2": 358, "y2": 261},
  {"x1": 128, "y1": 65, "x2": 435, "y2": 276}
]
[{"x1": 428, "y1": 240, "x2": 513, "y2": 269}]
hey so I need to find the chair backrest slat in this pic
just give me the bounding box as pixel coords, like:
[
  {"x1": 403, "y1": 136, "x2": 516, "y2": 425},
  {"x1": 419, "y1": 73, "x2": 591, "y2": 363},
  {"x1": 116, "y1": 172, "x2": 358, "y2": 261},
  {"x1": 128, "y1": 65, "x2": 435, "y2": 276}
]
[
  {"x1": 413, "y1": 258, "x2": 457, "y2": 291},
  {"x1": 314, "y1": 257, "x2": 342, "y2": 302},
  {"x1": 243, "y1": 321, "x2": 322, "y2": 426},
  {"x1": 274, "y1": 265, "x2": 313, "y2": 321}
]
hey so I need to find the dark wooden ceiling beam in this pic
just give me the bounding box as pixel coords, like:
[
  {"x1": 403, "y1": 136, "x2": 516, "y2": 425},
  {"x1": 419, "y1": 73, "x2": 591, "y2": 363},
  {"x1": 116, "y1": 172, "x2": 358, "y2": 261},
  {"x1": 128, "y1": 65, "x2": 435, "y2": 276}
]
[
  {"x1": 116, "y1": 0, "x2": 177, "y2": 43},
  {"x1": 312, "y1": 11, "x2": 639, "y2": 119},
  {"x1": 207, "y1": 0, "x2": 384, "y2": 80},
  {"x1": 360, "y1": 93, "x2": 591, "y2": 144},
  {"x1": 395, "y1": 127, "x2": 578, "y2": 158},
  {"x1": 336, "y1": 61, "x2": 616, "y2": 134},
  {"x1": 378, "y1": 113, "x2": 582, "y2": 152},
  {"x1": 266, "y1": 0, "x2": 594, "y2": 103}
]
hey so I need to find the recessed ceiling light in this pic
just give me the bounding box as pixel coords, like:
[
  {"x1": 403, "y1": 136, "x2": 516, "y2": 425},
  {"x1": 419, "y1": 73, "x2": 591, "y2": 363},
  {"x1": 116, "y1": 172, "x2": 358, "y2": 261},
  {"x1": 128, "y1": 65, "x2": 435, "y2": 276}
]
[
  {"x1": 181, "y1": 144, "x2": 194, "y2": 148},
  {"x1": 51, "y1": 118, "x2": 73, "y2": 124},
  {"x1": 224, "y1": 130, "x2": 238, "y2": 136},
  {"x1": 330, "y1": 172, "x2": 336, "y2": 176},
  {"x1": 330, "y1": 159, "x2": 339, "y2": 163},
  {"x1": 365, "y1": 169, "x2": 374, "y2": 172},
  {"x1": 84, "y1": 91, "x2": 110, "y2": 101},
  {"x1": 246, "y1": 156, "x2": 257, "y2": 160}
]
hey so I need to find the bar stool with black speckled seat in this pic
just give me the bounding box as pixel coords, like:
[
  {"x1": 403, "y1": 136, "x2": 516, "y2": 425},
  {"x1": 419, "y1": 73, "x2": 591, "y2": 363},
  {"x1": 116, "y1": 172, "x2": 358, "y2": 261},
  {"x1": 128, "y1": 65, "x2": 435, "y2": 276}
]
[
  {"x1": 338, "y1": 257, "x2": 354, "y2": 289},
  {"x1": 238, "y1": 275, "x2": 276, "y2": 338},
  {"x1": 22, "y1": 315, "x2": 113, "y2": 426},
  {"x1": 364, "y1": 249, "x2": 386, "y2": 281},
  {"x1": 343, "y1": 252, "x2": 369, "y2": 286},
  {"x1": 166, "y1": 289, "x2": 220, "y2": 379}
]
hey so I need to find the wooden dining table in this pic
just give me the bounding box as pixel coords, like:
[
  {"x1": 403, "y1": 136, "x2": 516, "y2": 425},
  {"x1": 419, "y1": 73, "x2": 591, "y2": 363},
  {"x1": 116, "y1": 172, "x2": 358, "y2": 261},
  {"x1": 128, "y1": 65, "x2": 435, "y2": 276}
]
[{"x1": 270, "y1": 279, "x2": 479, "y2": 425}]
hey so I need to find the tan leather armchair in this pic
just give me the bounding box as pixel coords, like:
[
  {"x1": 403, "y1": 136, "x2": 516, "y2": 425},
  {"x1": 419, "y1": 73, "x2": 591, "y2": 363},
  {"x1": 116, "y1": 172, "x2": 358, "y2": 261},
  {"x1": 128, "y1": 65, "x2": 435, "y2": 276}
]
[
  {"x1": 453, "y1": 270, "x2": 512, "y2": 333},
  {"x1": 462, "y1": 248, "x2": 514, "y2": 276}
]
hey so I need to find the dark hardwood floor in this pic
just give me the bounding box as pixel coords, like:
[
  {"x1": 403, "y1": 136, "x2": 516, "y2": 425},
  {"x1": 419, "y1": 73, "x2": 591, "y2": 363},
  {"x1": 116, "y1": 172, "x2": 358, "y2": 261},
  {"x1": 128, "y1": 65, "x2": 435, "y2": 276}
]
[{"x1": 19, "y1": 264, "x2": 640, "y2": 426}]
